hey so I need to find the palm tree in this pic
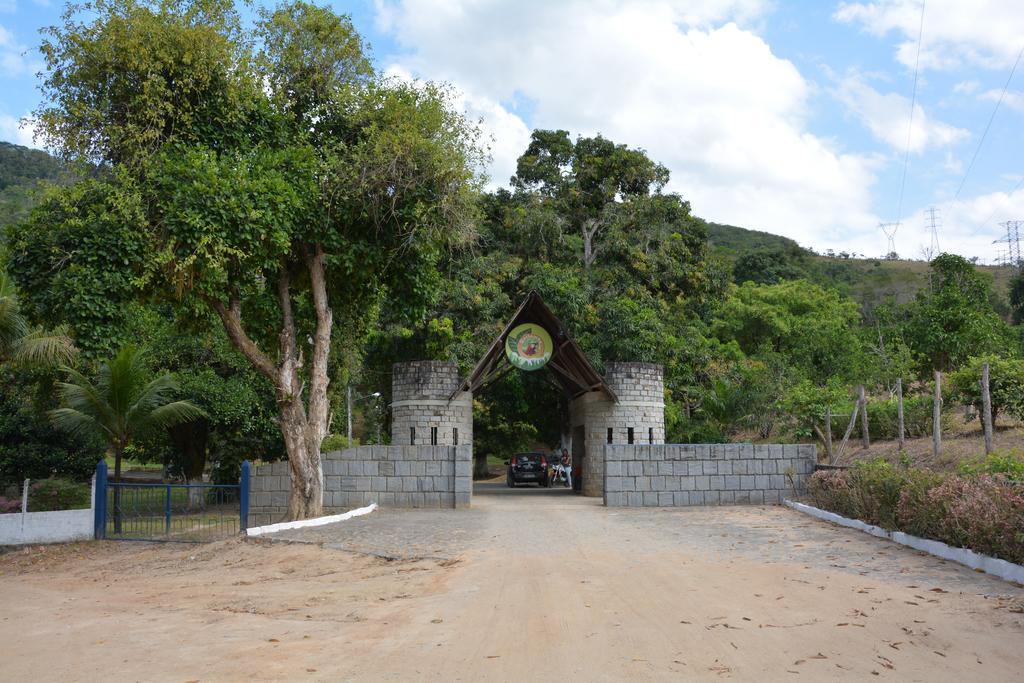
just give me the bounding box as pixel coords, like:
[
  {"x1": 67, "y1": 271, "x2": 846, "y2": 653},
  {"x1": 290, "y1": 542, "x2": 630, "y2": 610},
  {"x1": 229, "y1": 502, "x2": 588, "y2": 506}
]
[
  {"x1": 0, "y1": 267, "x2": 76, "y2": 367},
  {"x1": 50, "y1": 345, "x2": 204, "y2": 531}
]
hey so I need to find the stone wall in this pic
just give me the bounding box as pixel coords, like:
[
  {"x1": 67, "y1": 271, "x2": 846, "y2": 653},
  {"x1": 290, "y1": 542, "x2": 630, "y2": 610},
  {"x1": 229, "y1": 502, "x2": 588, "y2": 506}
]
[
  {"x1": 603, "y1": 443, "x2": 815, "y2": 507},
  {"x1": 570, "y1": 362, "x2": 666, "y2": 497},
  {"x1": 248, "y1": 445, "x2": 472, "y2": 526},
  {"x1": 391, "y1": 361, "x2": 473, "y2": 447}
]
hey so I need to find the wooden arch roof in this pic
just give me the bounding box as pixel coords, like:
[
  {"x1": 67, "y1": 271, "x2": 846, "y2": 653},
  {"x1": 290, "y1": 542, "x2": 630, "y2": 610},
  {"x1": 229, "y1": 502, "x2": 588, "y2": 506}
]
[{"x1": 453, "y1": 291, "x2": 617, "y2": 402}]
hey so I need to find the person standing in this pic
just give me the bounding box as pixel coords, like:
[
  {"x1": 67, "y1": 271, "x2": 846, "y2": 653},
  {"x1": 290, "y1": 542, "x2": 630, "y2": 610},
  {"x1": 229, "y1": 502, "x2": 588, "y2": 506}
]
[{"x1": 560, "y1": 448, "x2": 572, "y2": 489}]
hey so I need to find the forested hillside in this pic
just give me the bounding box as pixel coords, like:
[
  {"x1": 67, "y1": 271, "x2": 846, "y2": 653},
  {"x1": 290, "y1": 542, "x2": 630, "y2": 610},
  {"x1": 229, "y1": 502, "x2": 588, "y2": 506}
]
[
  {"x1": 2, "y1": 132, "x2": 1022, "y2": 480},
  {"x1": 0, "y1": 141, "x2": 68, "y2": 233}
]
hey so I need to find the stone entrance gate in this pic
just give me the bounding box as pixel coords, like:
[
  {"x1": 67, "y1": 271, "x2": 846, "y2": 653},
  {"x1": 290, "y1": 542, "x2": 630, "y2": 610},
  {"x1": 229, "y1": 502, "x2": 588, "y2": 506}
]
[{"x1": 246, "y1": 292, "x2": 814, "y2": 522}]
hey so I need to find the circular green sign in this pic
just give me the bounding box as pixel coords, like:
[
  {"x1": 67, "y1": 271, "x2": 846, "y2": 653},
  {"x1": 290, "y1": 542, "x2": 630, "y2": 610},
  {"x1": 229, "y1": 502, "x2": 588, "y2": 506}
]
[{"x1": 505, "y1": 323, "x2": 553, "y2": 371}]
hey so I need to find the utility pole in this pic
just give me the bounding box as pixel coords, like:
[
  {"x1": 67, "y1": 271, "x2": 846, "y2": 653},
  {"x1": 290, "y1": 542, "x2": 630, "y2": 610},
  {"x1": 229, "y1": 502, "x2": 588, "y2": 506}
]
[
  {"x1": 879, "y1": 222, "x2": 900, "y2": 259},
  {"x1": 924, "y1": 207, "x2": 941, "y2": 261},
  {"x1": 994, "y1": 220, "x2": 1022, "y2": 267}
]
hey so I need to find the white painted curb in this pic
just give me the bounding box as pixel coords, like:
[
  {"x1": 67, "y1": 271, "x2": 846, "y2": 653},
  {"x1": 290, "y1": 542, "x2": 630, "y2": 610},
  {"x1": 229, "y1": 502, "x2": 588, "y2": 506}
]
[
  {"x1": 784, "y1": 499, "x2": 1024, "y2": 585},
  {"x1": 246, "y1": 503, "x2": 377, "y2": 538}
]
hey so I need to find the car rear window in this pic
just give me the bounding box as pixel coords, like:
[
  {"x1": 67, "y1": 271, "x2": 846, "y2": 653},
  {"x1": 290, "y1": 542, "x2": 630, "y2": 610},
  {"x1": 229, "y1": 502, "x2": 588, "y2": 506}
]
[{"x1": 516, "y1": 453, "x2": 541, "y2": 463}]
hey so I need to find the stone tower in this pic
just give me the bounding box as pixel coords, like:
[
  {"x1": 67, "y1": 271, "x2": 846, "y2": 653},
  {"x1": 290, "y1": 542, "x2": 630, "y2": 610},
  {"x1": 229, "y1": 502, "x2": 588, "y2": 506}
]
[
  {"x1": 570, "y1": 362, "x2": 665, "y2": 496},
  {"x1": 390, "y1": 361, "x2": 473, "y2": 447}
]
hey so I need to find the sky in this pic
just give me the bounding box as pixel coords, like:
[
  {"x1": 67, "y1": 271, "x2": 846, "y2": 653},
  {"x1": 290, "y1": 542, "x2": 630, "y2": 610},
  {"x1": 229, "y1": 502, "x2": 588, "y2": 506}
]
[{"x1": 2, "y1": 0, "x2": 1024, "y2": 262}]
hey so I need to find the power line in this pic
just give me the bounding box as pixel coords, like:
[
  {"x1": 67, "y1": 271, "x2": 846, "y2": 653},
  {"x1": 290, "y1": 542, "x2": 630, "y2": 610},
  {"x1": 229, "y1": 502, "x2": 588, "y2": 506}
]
[
  {"x1": 953, "y1": 43, "x2": 1024, "y2": 201},
  {"x1": 894, "y1": 0, "x2": 926, "y2": 225}
]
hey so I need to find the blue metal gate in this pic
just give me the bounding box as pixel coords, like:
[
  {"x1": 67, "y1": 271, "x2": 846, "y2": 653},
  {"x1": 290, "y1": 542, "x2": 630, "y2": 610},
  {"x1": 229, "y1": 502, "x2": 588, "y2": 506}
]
[{"x1": 94, "y1": 460, "x2": 251, "y2": 542}]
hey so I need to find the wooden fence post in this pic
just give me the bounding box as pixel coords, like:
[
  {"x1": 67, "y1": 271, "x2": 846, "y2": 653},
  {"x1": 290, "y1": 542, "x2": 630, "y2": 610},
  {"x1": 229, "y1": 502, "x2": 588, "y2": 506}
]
[
  {"x1": 932, "y1": 370, "x2": 942, "y2": 459},
  {"x1": 981, "y1": 362, "x2": 994, "y2": 455},
  {"x1": 836, "y1": 399, "x2": 860, "y2": 462},
  {"x1": 896, "y1": 378, "x2": 905, "y2": 451},
  {"x1": 825, "y1": 406, "x2": 834, "y2": 464},
  {"x1": 858, "y1": 385, "x2": 870, "y2": 449}
]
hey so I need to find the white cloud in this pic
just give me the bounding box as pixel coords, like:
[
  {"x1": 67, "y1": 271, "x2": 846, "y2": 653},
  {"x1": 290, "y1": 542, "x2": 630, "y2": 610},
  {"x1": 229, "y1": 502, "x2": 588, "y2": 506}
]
[
  {"x1": 0, "y1": 112, "x2": 40, "y2": 148},
  {"x1": 952, "y1": 80, "x2": 979, "y2": 95},
  {"x1": 941, "y1": 150, "x2": 963, "y2": 175},
  {"x1": 833, "y1": 73, "x2": 969, "y2": 152},
  {"x1": 836, "y1": 0, "x2": 1024, "y2": 71},
  {"x1": 980, "y1": 88, "x2": 1024, "y2": 113},
  {"x1": 898, "y1": 187, "x2": 1024, "y2": 263},
  {"x1": 374, "y1": 0, "x2": 882, "y2": 252},
  {"x1": 0, "y1": 24, "x2": 42, "y2": 76}
]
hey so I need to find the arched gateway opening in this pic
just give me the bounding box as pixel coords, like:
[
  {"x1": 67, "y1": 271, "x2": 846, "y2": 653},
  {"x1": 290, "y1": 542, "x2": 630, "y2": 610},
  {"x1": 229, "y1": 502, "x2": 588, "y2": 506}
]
[{"x1": 390, "y1": 292, "x2": 666, "y2": 505}]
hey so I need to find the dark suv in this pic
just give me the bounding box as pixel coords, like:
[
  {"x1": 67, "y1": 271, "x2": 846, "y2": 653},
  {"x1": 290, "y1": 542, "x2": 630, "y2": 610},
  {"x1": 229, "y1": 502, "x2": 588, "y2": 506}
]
[{"x1": 506, "y1": 452, "x2": 549, "y2": 487}]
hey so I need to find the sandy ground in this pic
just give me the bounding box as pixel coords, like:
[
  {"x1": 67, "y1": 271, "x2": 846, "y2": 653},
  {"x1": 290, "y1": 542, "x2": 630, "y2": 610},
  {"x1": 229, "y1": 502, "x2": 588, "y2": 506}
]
[{"x1": 1, "y1": 485, "x2": 1022, "y2": 682}]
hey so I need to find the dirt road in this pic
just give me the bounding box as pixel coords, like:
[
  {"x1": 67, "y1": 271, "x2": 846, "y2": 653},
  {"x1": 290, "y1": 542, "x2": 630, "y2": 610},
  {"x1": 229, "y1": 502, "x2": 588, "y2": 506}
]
[{"x1": 1, "y1": 485, "x2": 1022, "y2": 681}]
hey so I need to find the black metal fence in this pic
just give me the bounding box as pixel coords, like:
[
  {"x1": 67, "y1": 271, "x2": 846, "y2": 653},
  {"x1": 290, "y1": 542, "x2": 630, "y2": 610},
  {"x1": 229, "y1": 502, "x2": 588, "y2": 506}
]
[{"x1": 94, "y1": 460, "x2": 250, "y2": 542}]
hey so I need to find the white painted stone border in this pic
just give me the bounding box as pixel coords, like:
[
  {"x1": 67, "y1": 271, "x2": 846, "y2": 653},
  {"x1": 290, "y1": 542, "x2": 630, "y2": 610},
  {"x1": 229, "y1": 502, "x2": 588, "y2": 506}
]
[
  {"x1": 246, "y1": 503, "x2": 377, "y2": 538},
  {"x1": 785, "y1": 499, "x2": 1024, "y2": 585}
]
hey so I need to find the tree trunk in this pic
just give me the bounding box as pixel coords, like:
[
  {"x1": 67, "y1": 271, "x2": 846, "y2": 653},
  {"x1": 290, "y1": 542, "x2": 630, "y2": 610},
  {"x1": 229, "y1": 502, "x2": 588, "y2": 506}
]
[
  {"x1": 896, "y1": 378, "x2": 905, "y2": 451},
  {"x1": 208, "y1": 247, "x2": 334, "y2": 522},
  {"x1": 932, "y1": 370, "x2": 942, "y2": 459},
  {"x1": 581, "y1": 218, "x2": 601, "y2": 275},
  {"x1": 981, "y1": 363, "x2": 993, "y2": 454},
  {"x1": 280, "y1": 397, "x2": 324, "y2": 519},
  {"x1": 169, "y1": 420, "x2": 208, "y2": 511},
  {"x1": 824, "y1": 406, "x2": 833, "y2": 464},
  {"x1": 473, "y1": 450, "x2": 490, "y2": 480},
  {"x1": 858, "y1": 385, "x2": 870, "y2": 449}
]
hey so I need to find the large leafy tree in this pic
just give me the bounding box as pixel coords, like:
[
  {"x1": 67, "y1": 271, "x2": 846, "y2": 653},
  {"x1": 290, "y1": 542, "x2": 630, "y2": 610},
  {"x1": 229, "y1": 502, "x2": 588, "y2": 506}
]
[
  {"x1": 712, "y1": 279, "x2": 864, "y2": 385},
  {"x1": 905, "y1": 253, "x2": 1010, "y2": 373},
  {"x1": 8, "y1": 179, "x2": 147, "y2": 360},
  {"x1": 35, "y1": 0, "x2": 482, "y2": 518},
  {"x1": 512, "y1": 130, "x2": 669, "y2": 275}
]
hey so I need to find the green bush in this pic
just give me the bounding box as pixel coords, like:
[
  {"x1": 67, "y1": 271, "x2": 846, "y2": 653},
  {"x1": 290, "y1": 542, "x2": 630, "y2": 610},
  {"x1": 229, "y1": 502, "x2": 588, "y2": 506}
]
[
  {"x1": 949, "y1": 355, "x2": 1024, "y2": 422},
  {"x1": 847, "y1": 459, "x2": 906, "y2": 529},
  {"x1": 864, "y1": 396, "x2": 934, "y2": 440},
  {"x1": 958, "y1": 450, "x2": 1024, "y2": 481},
  {"x1": 321, "y1": 434, "x2": 358, "y2": 452},
  {"x1": 28, "y1": 478, "x2": 90, "y2": 511}
]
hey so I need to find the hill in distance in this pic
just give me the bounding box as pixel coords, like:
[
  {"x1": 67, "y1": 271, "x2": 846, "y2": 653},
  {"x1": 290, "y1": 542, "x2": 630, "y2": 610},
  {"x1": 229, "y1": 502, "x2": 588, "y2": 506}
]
[
  {"x1": 706, "y1": 221, "x2": 1014, "y2": 311},
  {"x1": 0, "y1": 141, "x2": 68, "y2": 232}
]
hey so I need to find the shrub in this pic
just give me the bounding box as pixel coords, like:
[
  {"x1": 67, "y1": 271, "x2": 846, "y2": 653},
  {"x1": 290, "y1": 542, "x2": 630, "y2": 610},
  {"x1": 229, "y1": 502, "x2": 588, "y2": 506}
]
[
  {"x1": 847, "y1": 459, "x2": 906, "y2": 529},
  {"x1": 28, "y1": 478, "x2": 90, "y2": 512},
  {"x1": 949, "y1": 355, "x2": 1024, "y2": 422},
  {"x1": 809, "y1": 464, "x2": 1024, "y2": 565},
  {"x1": 0, "y1": 496, "x2": 21, "y2": 513},
  {"x1": 864, "y1": 396, "x2": 934, "y2": 440},
  {"x1": 932, "y1": 475, "x2": 1024, "y2": 565},
  {"x1": 895, "y1": 469, "x2": 947, "y2": 538},
  {"x1": 321, "y1": 434, "x2": 358, "y2": 452},
  {"x1": 958, "y1": 450, "x2": 1024, "y2": 481},
  {"x1": 807, "y1": 469, "x2": 856, "y2": 519},
  {"x1": 0, "y1": 368, "x2": 103, "y2": 485}
]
